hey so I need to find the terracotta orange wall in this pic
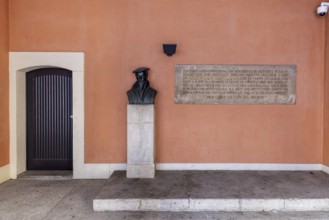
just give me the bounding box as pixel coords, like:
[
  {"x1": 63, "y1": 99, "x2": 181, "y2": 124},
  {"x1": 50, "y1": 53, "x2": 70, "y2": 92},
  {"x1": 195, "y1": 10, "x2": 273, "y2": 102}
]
[
  {"x1": 0, "y1": 0, "x2": 9, "y2": 167},
  {"x1": 324, "y1": 15, "x2": 329, "y2": 166},
  {"x1": 9, "y1": 0, "x2": 325, "y2": 164}
]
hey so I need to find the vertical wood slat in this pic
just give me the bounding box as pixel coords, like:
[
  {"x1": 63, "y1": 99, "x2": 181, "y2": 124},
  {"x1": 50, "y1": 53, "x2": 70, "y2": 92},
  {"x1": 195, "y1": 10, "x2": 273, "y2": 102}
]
[{"x1": 27, "y1": 68, "x2": 72, "y2": 170}]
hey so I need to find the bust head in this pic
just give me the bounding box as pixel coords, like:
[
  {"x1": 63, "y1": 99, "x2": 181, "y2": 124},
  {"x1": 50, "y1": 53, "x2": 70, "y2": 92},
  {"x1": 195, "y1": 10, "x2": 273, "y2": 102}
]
[
  {"x1": 127, "y1": 66, "x2": 157, "y2": 104},
  {"x1": 133, "y1": 67, "x2": 149, "y2": 82}
]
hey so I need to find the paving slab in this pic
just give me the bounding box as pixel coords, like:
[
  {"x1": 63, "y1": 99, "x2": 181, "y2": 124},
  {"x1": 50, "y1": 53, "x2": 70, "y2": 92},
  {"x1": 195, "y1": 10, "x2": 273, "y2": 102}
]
[
  {"x1": 1, "y1": 175, "x2": 329, "y2": 219},
  {"x1": 0, "y1": 185, "x2": 73, "y2": 220},
  {"x1": 94, "y1": 171, "x2": 329, "y2": 212}
]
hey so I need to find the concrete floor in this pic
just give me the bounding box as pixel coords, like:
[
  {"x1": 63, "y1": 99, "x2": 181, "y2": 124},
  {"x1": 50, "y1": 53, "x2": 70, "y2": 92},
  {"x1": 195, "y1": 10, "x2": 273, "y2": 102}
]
[
  {"x1": 97, "y1": 171, "x2": 329, "y2": 199},
  {"x1": 0, "y1": 171, "x2": 329, "y2": 219}
]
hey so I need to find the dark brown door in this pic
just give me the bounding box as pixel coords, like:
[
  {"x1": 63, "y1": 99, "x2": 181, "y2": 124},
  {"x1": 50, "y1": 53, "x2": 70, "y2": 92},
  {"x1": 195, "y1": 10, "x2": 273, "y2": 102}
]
[{"x1": 26, "y1": 68, "x2": 73, "y2": 170}]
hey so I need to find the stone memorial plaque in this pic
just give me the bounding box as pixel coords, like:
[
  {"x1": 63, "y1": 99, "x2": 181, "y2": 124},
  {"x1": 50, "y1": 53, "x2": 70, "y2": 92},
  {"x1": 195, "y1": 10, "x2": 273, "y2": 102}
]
[{"x1": 175, "y1": 64, "x2": 296, "y2": 104}]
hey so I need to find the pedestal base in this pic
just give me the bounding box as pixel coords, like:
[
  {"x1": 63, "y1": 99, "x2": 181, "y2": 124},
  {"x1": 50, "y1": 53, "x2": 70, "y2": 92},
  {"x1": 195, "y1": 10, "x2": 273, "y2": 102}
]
[
  {"x1": 126, "y1": 164, "x2": 155, "y2": 178},
  {"x1": 127, "y1": 105, "x2": 155, "y2": 178}
]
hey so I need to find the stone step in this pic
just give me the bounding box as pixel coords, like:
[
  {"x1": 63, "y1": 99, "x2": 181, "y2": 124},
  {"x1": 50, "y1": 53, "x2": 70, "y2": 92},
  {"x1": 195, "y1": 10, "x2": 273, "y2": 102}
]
[
  {"x1": 93, "y1": 198, "x2": 329, "y2": 212},
  {"x1": 93, "y1": 171, "x2": 329, "y2": 212}
]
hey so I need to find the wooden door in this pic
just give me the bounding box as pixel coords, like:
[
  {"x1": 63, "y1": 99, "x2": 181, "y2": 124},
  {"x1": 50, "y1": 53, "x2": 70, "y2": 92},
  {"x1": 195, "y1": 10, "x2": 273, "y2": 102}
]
[{"x1": 26, "y1": 68, "x2": 73, "y2": 170}]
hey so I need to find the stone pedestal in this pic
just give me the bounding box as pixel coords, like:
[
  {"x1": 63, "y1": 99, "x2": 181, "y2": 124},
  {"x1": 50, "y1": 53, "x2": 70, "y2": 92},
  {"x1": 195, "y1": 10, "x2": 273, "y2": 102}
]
[{"x1": 127, "y1": 105, "x2": 155, "y2": 178}]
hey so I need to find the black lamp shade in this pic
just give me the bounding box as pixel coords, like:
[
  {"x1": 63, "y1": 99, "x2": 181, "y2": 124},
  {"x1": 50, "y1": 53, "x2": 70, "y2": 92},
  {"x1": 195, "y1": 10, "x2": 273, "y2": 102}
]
[{"x1": 163, "y1": 44, "x2": 177, "y2": 56}]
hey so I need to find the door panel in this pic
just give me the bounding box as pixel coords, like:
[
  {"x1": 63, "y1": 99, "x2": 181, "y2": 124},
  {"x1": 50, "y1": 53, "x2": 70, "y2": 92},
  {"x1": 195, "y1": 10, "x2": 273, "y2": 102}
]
[{"x1": 26, "y1": 68, "x2": 73, "y2": 170}]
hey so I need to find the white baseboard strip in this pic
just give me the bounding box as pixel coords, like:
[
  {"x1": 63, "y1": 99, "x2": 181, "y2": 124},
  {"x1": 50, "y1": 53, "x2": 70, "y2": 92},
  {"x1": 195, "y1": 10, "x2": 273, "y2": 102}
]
[
  {"x1": 76, "y1": 163, "x2": 326, "y2": 179},
  {"x1": 93, "y1": 198, "x2": 329, "y2": 212},
  {"x1": 155, "y1": 163, "x2": 323, "y2": 171},
  {"x1": 0, "y1": 164, "x2": 10, "y2": 184},
  {"x1": 322, "y1": 165, "x2": 329, "y2": 174},
  {"x1": 73, "y1": 163, "x2": 127, "y2": 179}
]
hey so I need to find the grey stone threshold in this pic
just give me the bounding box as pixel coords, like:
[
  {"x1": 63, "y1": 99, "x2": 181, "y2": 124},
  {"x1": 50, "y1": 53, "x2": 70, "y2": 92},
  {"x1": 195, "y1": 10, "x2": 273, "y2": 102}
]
[{"x1": 18, "y1": 170, "x2": 73, "y2": 180}]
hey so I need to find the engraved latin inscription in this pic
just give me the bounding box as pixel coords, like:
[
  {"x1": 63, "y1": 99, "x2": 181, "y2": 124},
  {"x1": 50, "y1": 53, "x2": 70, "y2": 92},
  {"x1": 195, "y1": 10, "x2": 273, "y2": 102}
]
[{"x1": 175, "y1": 65, "x2": 296, "y2": 104}]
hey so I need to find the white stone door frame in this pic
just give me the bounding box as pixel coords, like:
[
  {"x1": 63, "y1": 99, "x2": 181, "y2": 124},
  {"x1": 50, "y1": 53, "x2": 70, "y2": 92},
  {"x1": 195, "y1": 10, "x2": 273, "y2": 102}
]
[{"x1": 9, "y1": 52, "x2": 85, "y2": 178}]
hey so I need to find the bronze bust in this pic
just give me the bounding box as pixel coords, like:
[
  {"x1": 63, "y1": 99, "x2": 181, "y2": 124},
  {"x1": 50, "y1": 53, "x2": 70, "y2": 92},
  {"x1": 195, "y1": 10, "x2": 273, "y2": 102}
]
[{"x1": 127, "y1": 67, "x2": 157, "y2": 104}]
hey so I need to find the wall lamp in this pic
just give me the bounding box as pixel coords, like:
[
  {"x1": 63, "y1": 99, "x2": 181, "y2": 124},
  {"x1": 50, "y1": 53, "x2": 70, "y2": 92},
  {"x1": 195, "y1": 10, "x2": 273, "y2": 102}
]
[
  {"x1": 317, "y1": 2, "x2": 329, "y2": 16},
  {"x1": 163, "y1": 44, "x2": 177, "y2": 57}
]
